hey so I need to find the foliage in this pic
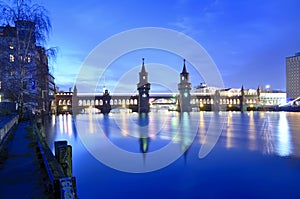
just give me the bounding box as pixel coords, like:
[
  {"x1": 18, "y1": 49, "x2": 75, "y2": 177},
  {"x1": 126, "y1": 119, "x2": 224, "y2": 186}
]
[
  {"x1": 0, "y1": 0, "x2": 51, "y2": 45},
  {"x1": 0, "y1": 0, "x2": 55, "y2": 117}
]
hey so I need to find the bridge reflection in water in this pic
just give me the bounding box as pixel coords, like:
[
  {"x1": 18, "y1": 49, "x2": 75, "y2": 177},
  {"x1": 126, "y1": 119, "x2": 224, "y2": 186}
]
[{"x1": 45, "y1": 111, "x2": 300, "y2": 198}]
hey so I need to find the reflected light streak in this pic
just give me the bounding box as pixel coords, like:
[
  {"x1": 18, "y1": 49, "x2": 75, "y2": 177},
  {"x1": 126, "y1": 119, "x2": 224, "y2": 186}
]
[
  {"x1": 226, "y1": 112, "x2": 233, "y2": 149},
  {"x1": 276, "y1": 112, "x2": 292, "y2": 156},
  {"x1": 52, "y1": 114, "x2": 56, "y2": 127},
  {"x1": 63, "y1": 114, "x2": 67, "y2": 133},
  {"x1": 171, "y1": 114, "x2": 180, "y2": 143},
  {"x1": 261, "y1": 114, "x2": 274, "y2": 155},
  {"x1": 59, "y1": 115, "x2": 63, "y2": 134},
  {"x1": 248, "y1": 111, "x2": 256, "y2": 151},
  {"x1": 198, "y1": 112, "x2": 206, "y2": 145},
  {"x1": 88, "y1": 112, "x2": 94, "y2": 134},
  {"x1": 67, "y1": 114, "x2": 73, "y2": 137},
  {"x1": 121, "y1": 113, "x2": 128, "y2": 137},
  {"x1": 181, "y1": 113, "x2": 191, "y2": 152}
]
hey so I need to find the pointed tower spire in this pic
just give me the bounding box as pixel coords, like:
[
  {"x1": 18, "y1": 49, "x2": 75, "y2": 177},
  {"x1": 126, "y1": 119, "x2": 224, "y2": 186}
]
[
  {"x1": 141, "y1": 58, "x2": 146, "y2": 73},
  {"x1": 73, "y1": 85, "x2": 77, "y2": 94},
  {"x1": 180, "y1": 59, "x2": 189, "y2": 82},
  {"x1": 182, "y1": 59, "x2": 187, "y2": 74},
  {"x1": 138, "y1": 58, "x2": 148, "y2": 84}
]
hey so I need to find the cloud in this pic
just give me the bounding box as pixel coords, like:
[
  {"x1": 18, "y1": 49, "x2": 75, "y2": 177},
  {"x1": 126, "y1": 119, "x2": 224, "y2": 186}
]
[{"x1": 169, "y1": 0, "x2": 222, "y2": 36}]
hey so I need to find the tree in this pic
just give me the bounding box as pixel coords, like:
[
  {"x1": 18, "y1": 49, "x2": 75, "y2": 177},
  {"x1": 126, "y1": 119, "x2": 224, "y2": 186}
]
[{"x1": 0, "y1": 0, "x2": 56, "y2": 118}]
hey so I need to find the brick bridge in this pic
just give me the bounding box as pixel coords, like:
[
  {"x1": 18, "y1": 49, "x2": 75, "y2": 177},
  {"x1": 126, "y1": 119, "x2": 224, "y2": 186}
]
[{"x1": 53, "y1": 59, "x2": 284, "y2": 114}]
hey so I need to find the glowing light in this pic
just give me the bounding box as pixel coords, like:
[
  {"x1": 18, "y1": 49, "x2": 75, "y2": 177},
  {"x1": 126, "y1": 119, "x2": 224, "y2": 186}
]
[
  {"x1": 67, "y1": 114, "x2": 73, "y2": 137},
  {"x1": 276, "y1": 113, "x2": 292, "y2": 156},
  {"x1": 248, "y1": 111, "x2": 256, "y2": 151},
  {"x1": 226, "y1": 112, "x2": 233, "y2": 148}
]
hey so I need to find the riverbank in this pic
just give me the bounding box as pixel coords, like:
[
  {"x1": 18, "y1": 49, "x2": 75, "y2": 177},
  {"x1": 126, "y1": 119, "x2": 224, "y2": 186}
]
[
  {"x1": 0, "y1": 113, "x2": 77, "y2": 199},
  {"x1": 0, "y1": 121, "x2": 53, "y2": 198}
]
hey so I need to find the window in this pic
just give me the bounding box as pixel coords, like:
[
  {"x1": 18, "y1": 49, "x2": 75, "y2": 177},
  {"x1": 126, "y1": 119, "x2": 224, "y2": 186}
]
[
  {"x1": 26, "y1": 54, "x2": 31, "y2": 63},
  {"x1": 9, "y1": 41, "x2": 14, "y2": 49},
  {"x1": 9, "y1": 54, "x2": 14, "y2": 62},
  {"x1": 0, "y1": 81, "x2": 1, "y2": 90}
]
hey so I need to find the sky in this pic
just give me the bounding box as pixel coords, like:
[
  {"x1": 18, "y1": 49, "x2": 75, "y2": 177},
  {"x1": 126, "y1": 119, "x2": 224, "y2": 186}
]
[{"x1": 33, "y1": 0, "x2": 300, "y2": 92}]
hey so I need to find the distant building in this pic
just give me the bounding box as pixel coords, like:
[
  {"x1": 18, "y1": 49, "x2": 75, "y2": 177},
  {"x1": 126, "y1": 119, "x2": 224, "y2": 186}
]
[
  {"x1": 286, "y1": 52, "x2": 300, "y2": 99},
  {"x1": 0, "y1": 21, "x2": 55, "y2": 114},
  {"x1": 193, "y1": 83, "x2": 286, "y2": 106}
]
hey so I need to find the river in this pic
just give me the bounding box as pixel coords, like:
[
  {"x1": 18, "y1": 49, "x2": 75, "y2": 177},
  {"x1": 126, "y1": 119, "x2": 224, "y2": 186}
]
[{"x1": 45, "y1": 111, "x2": 300, "y2": 199}]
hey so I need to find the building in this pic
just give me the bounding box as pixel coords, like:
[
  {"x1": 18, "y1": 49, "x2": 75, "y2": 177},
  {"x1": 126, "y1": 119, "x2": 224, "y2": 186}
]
[
  {"x1": 0, "y1": 21, "x2": 54, "y2": 114},
  {"x1": 137, "y1": 58, "x2": 150, "y2": 113},
  {"x1": 178, "y1": 59, "x2": 192, "y2": 112},
  {"x1": 286, "y1": 52, "x2": 300, "y2": 99}
]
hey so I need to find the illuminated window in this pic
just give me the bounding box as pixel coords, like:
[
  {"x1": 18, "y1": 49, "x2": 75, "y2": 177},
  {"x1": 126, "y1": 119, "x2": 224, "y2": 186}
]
[
  {"x1": 143, "y1": 76, "x2": 145, "y2": 80},
  {"x1": 0, "y1": 81, "x2": 1, "y2": 89},
  {"x1": 9, "y1": 41, "x2": 14, "y2": 49},
  {"x1": 9, "y1": 54, "x2": 14, "y2": 62},
  {"x1": 182, "y1": 76, "x2": 185, "y2": 81},
  {"x1": 27, "y1": 56, "x2": 31, "y2": 63}
]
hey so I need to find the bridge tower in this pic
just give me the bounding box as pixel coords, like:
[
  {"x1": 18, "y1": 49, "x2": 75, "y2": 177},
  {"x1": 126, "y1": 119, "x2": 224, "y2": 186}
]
[
  {"x1": 72, "y1": 85, "x2": 79, "y2": 114},
  {"x1": 101, "y1": 89, "x2": 111, "y2": 114},
  {"x1": 178, "y1": 59, "x2": 192, "y2": 112},
  {"x1": 240, "y1": 85, "x2": 246, "y2": 112},
  {"x1": 137, "y1": 58, "x2": 151, "y2": 113}
]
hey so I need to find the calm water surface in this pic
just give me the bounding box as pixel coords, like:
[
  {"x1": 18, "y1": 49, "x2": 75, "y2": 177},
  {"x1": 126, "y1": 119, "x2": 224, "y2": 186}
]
[{"x1": 46, "y1": 111, "x2": 300, "y2": 199}]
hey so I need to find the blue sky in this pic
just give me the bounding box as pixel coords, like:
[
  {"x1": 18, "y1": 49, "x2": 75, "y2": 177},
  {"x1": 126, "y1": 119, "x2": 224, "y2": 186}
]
[{"x1": 38, "y1": 0, "x2": 300, "y2": 92}]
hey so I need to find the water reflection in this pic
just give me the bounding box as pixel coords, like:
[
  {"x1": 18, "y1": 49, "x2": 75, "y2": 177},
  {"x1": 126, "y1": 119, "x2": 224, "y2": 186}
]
[
  {"x1": 44, "y1": 111, "x2": 300, "y2": 198},
  {"x1": 226, "y1": 112, "x2": 233, "y2": 149},
  {"x1": 57, "y1": 114, "x2": 73, "y2": 137},
  {"x1": 248, "y1": 111, "x2": 256, "y2": 151},
  {"x1": 261, "y1": 113, "x2": 274, "y2": 155},
  {"x1": 276, "y1": 112, "x2": 292, "y2": 156},
  {"x1": 179, "y1": 113, "x2": 192, "y2": 161},
  {"x1": 46, "y1": 112, "x2": 300, "y2": 162}
]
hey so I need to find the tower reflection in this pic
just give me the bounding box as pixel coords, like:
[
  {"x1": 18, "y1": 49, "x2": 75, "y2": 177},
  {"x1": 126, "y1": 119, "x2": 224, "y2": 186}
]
[{"x1": 138, "y1": 113, "x2": 150, "y2": 162}]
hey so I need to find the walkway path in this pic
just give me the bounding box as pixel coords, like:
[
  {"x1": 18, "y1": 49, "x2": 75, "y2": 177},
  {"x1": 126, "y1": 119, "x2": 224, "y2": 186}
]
[{"x1": 0, "y1": 122, "x2": 51, "y2": 199}]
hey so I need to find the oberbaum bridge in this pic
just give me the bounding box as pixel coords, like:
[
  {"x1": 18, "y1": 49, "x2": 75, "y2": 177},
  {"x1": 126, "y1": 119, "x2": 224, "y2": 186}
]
[{"x1": 54, "y1": 59, "x2": 287, "y2": 115}]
